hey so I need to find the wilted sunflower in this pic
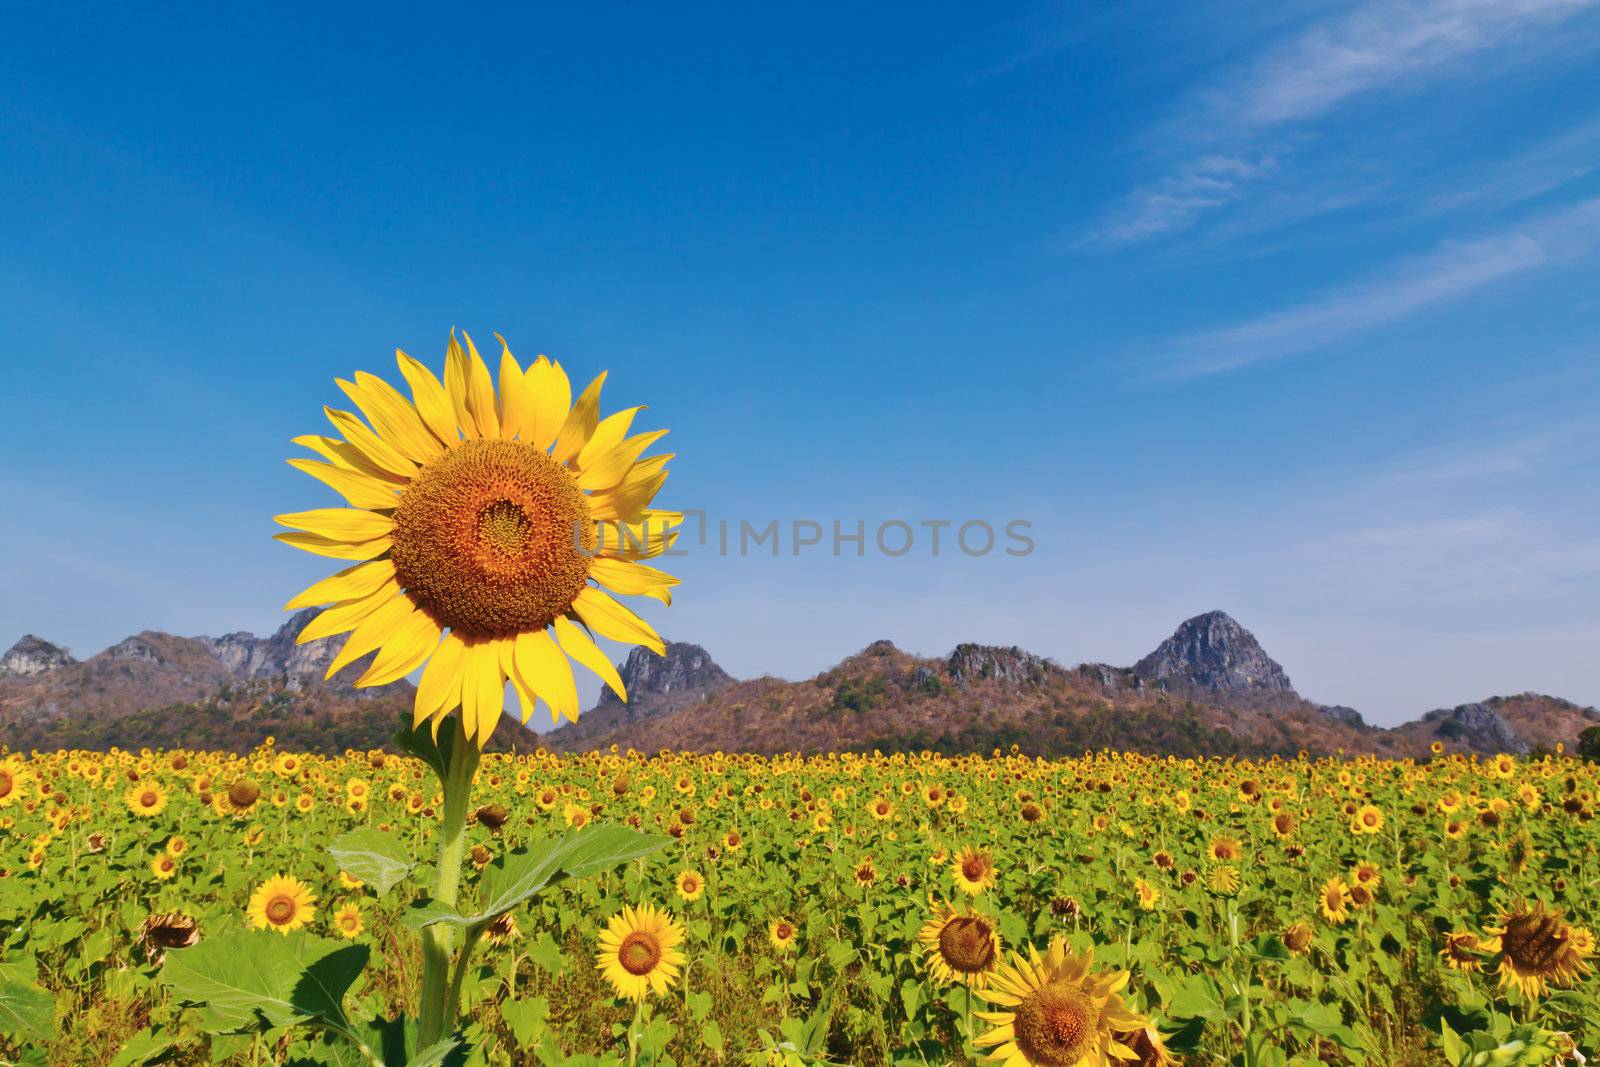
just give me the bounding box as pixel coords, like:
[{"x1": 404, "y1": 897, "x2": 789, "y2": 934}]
[
  {"x1": 952, "y1": 846, "x2": 999, "y2": 896},
  {"x1": 917, "y1": 904, "x2": 1000, "y2": 987},
  {"x1": 1481, "y1": 900, "x2": 1593, "y2": 1000},
  {"x1": 138, "y1": 911, "x2": 199, "y2": 964},
  {"x1": 1114, "y1": 1024, "x2": 1175, "y2": 1067},
  {"x1": 596, "y1": 902, "x2": 685, "y2": 1001},
  {"x1": 276, "y1": 333, "x2": 680, "y2": 747},
  {"x1": 1282, "y1": 921, "x2": 1314, "y2": 956},
  {"x1": 247, "y1": 874, "x2": 317, "y2": 935},
  {"x1": 1439, "y1": 931, "x2": 1484, "y2": 973},
  {"x1": 973, "y1": 938, "x2": 1148, "y2": 1067}
]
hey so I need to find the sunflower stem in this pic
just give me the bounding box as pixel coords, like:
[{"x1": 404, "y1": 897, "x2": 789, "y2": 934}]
[{"x1": 418, "y1": 718, "x2": 480, "y2": 1048}]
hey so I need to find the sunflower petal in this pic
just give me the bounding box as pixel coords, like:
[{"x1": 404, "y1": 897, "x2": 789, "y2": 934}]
[
  {"x1": 578, "y1": 429, "x2": 669, "y2": 492},
  {"x1": 588, "y1": 557, "x2": 678, "y2": 605},
  {"x1": 495, "y1": 335, "x2": 529, "y2": 440},
  {"x1": 274, "y1": 531, "x2": 393, "y2": 561},
  {"x1": 274, "y1": 508, "x2": 395, "y2": 542},
  {"x1": 587, "y1": 466, "x2": 668, "y2": 522},
  {"x1": 571, "y1": 586, "x2": 665, "y2": 655},
  {"x1": 524, "y1": 356, "x2": 571, "y2": 451},
  {"x1": 461, "y1": 332, "x2": 502, "y2": 440},
  {"x1": 325, "y1": 594, "x2": 425, "y2": 677},
  {"x1": 356, "y1": 610, "x2": 441, "y2": 687},
  {"x1": 293, "y1": 435, "x2": 410, "y2": 484},
  {"x1": 553, "y1": 616, "x2": 628, "y2": 703},
  {"x1": 512, "y1": 629, "x2": 580, "y2": 724},
  {"x1": 340, "y1": 372, "x2": 446, "y2": 463},
  {"x1": 576, "y1": 406, "x2": 643, "y2": 470},
  {"x1": 284, "y1": 559, "x2": 397, "y2": 610},
  {"x1": 461, "y1": 641, "x2": 506, "y2": 745},
  {"x1": 295, "y1": 581, "x2": 400, "y2": 642},
  {"x1": 550, "y1": 371, "x2": 606, "y2": 465},
  {"x1": 396, "y1": 349, "x2": 460, "y2": 446},
  {"x1": 286, "y1": 459, "x2": 402, "y2": 510},
  {"x1": 324, "y1": 407, "x2": 417, "y2": 479},
  {"x1": 414, "y1": 632, "x2": 468, "y2": 727}
]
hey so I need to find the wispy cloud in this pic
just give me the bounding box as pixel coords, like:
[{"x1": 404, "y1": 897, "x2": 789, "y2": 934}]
[
  {"x1": 1088, "y1": 0, "x2": 1600, "y2": 245},
  {"x1": 1159, "y1": 196, "x2": 1600, "y2": 375}
]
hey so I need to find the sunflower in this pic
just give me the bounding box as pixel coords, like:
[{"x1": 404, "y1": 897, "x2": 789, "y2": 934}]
[
  {"x1": 917, "y1": 904, "x2": 1001, "y2": 986},
  {"x1": 1134, "y1": 878, "x2": 1161, "y2": 911},
  {"x1": 1481, "y1": 900, "x2": 1592, "y2": 1000},
  {"x1": 139, "y1": 911, "x2": 199, "y2": 964},
  {"x1": 768, "y1": 918, "x2": 798, "y2": 953},
  {"x1": 1282, "y1": 921, "x2": 1314, "y2": 956},
  {"x1": 675, "y1": 868, "x2": 706, "y2": 902},
  {"x1": 1208, "y1": 836, "x2": 1242, "y2": 862},
  {"x1": 1319, "y1": 876, "x2": 1352, "y2": 925},
  {"x1": 275, "y1": 333, "x2": 680, "y2": 747},
  {"x1": 0, "y1": 760, "x2": 29, "y2": 807},
  {"x1": 952, "y1": 846, "x2": 998, "y2": 896},
  {"x1": 150, "y1": 853, "x2": 179, "y2": 880},
  {"x1": 973, "y1": 938, "x2": 1147, "y2": 1067},
  {"x1": 1114, "y1": 1024, "x2": 1175, "y2": 1067},
  {"x1": 332, "y1": 903, "x2": 364, "y2": 940},
  {"x1": 124, "y1": 782, "x2": 168, "y2": 817},
  {"x1": 247, "y1": 874, "x2": 318, "y2": 935},
  {"x1": 1349, "y1": 804, "x2": 1384, "y2": 835},
  {"x1": 486, "y1": 912, "x2": 522, "y2": 945},
  {"x1": 596, "y1": 903, "x2": 686, "y2": 1001},
  {"x1": 1439, "y1": 931, "x2": 1484, "y2": 973}
]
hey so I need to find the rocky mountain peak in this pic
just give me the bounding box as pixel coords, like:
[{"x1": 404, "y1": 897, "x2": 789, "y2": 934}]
[
  {"x1": 199, "y1": 609, "x2": 395, "y2": 693},
  {"x1": 1422, "y1": 702, "x2": 1529, "y2": 755},
  {"x1": 0, "y1": 635, "x2": 77, "y2": 678},
  {"x1": 598, "y1": 641, "x2": 732, "y2": 707},
  {"x1": 1132, "y1": 611, "x2": 1295, "y2": 695},
  {"x1": 947, "y1": 643, "x2": 1060, "y2": 688}
]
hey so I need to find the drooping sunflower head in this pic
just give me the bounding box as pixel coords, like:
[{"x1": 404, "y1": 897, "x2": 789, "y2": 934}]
[
  {"x1": 277, "y1": 333, "x2": 680, "y2": 747},
  {"x1": 917, "y1": 904, "x2": 1001, "y2": 986},
  {"x1": 1439, "y1": 931, "x2": 1484, "y2": 973},
  {"x1": 1114, "y1": 1024, "x2": 1176, "y2": 1067},
  {"x1": 139, "y1": 911, "x2": 199, "y2": 964},
  {"x1": 247, "y1": 874, "x2": 317, "y2": 935},
  {"x1": 1283, "y1": 921, "x2": 1314, "y2": 956},
  {"x1": 974, "y1": 939, "x2": 1148, "y2": 1067},
  {"x1": 1483, "y1": 900, "x2": 1592, "y2": 1000},
  {"x1": 596, "y1": 902, "x2": 686, "y2": 1002},
  {"x1": 1319, "y1": 876, "x2": 1352, "y2": 925}
]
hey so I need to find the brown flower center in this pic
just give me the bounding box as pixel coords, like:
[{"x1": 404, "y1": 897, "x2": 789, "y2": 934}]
[
  {"x1": 1501, "y1": 910, "x2": 1567, "y2": 974},
  {"x1": 391, "y1": 440, "x2": 594, "y2": 640},
  {"x1": 229, "y1": 779, "x2": 260, "y2": 808},
  {"x1": 618, "y1": 931, "x2": 662, "y2": 976},
  {"x1": 1012, "y1": 981, "x2": 1101, "y2": 1067},
  {"x1": 265, "y1": 896, "x2": 297, "y2": 925},
  {"x1": 936, "y1": 915, "x2": 996, "y2": 974},
  {"x1": 962, "y1": 857, "x2": 987, "y2": 881}
]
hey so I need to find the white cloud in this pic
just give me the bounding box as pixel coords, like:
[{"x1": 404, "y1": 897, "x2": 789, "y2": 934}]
[
  {"x1": 1082, "y1": 155, "x2": 1276, "y2": 247},
  {"x1": 1161, "y1": 196, "x2": 1600, "y2": 375}
]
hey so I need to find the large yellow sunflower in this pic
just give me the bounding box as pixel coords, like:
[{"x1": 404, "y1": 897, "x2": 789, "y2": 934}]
[
  {"x1": 596, "y1": 902, "x2": 686, "y2": 1001},
  {"x1": 973, "y1": 938, "x2": 1147, "y2": 1067},
  {"x1": 247, "y1": 874, "x2": 317, "y2": 935},
  {"x1": 275, "y1": 333, "x2": 680, "y2": 746}
]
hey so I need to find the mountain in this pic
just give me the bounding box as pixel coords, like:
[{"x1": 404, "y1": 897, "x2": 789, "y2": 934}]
[
  {"x1": 544, "y1": 641, "x2": 733, "y2": 750},
  {"x1": 1132, "y1": 610, "x2": 1294, "y2": 695},
  {"x1": 5, "y1": 610, "x2": 1593, "y2": 758},
  {"x1": 546, "y1": 613, "x2": 1594, "y2": 759}
]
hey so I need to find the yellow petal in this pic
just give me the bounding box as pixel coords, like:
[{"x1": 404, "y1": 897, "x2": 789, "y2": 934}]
[
  {"x1": 396, "y1": 349, "x2": 460, "y2": 446},
  {"x1": 553, "y1": 617, "x2": 628, "y2": 702},
  {"x1": 325, "y1": 594, "x2": 424, "y2": 677},
  {"x1": 443, "y1": 332, "x2": 480, "y2": 440},
  {"x1": 460, "y1": 641, "x2": 506, "y2": 745},
  {"x1": 274, "y1": 531, "x2": 392, "y2": 561},
  {"x1": 461, "y1": 332, "x2": 502, "y2": 440},
  {"x1": 292, "y1": 435, "x2": 410, "y2": 484},
  {"x1": 587, "y1": 466, "x2": 668, "y2": 522},
  {"x1": 550, "y1": 371, "x2": 606, "y2": 465},
  {"x1": 523, "y1": 356, "x2": 571, "y2": 451},
  {"x1": 339, "y1": 372, "x2": 446, "y2": 464},
  {"x1": 576, "y1": 406, "x2": 643, "y2": 470},
  {"x1": 356, "y1": 610, "x2": 442, "y2": 687},
  {"x1": 512, "y1": 629, "x2": 579, "y2": 724},
  {"x1": 274, "y1": 508, "x2": 394, "y2": 542},
  {"x1": 284, "y1": 559, "x2": 397, "y2": 610},
  {"x1": 414, "y1": 632, "x2": 468, "y2": 727},
  {"x1": 495, "y1": 335, "x2": 529, "y2": 440},
  {"x1": 570, "y1": 586, "x2": 664, "y2": 655},
  {"x1": 324, "y1": 407, "x2": 417, "y2": 479},
  {"x1": 502, "y1": 642, "x2": 540, "y2": 724},
  {"x1": 578, "y1": 429, "x2": 669, "y2": 492},
  {"x1": 285, "y1": 459, "x2": 400, "y2": 510},
  {"x1": 588, "y1": 557, "x2": 678, "y2": 606},
  {"x1": 295, "y1": 581, "x2": 400, "y2": 642}
]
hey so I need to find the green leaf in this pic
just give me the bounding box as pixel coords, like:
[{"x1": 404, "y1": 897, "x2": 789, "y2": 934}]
[
  {"x1": 499, "y1": 996, "x2": 548, "y2": 1048},
  {"x1": 700, "y1": 1019, "x2": 724, "y2": 1054},
  {"x1": 415, "y1": 826, "x2": 670, "y2": 928},
  {"x1": 159, "y1": 930, "x2": 365, "y2": 1035},
  {"x1": 328, "y1": 829, "x2": 416, "y2": 897},
  {"x1": 107, "y1": 1027, "x2": 173, "y2": 1067},
  {"x1": 0, "y1": 976, "x2": 56, "y2": 1043},
  {"x1": 407, "y1": 1038, "x2": 465, "y2": 1067}
]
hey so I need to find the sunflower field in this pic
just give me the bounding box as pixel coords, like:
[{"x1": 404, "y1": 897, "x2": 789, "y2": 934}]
[{"x1": 0, "y1": 740, "x2": 1596, "y2": 1067}]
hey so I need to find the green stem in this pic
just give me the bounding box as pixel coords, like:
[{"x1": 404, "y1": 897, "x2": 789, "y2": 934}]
[{"x1": 417, "y1": 720, "x2": 481, "y2": 1048}]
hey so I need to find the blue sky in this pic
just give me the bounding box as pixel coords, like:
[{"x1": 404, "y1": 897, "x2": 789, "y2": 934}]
[{"x1": 3, "y1": 2, "x2": 1599, "y2": 725}]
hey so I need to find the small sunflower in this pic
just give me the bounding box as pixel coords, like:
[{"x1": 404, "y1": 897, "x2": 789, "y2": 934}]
[
  {"x1": 1319, "y1": 876, "x2": 1352, "y2": 925},
  {"x1": 1439, "y1": 931, "x2": 1484, "y2": 973},
  {"x1": 952, "y1": 846, "x2": 998, "y2": 896},
  {"x1": 596, "y1": 903, "x2": 685, "y2": 1001},
  {"x1": 247, "y1": 874, "x2": 317, "y2": 935},
  {"x1": 332, "y1": 903, "x2": 364, "y2": 939},
  {"x1": 1349, "y1": 804, "x2": 1384, "y2": 835},
  {"x1": 675, "y1": 868, "x2": 706, "y2": 902},
  {"x1": 768, "y1": 918, "x2": 798, "y2": 953},
  {"x1": 917, "y1": 904, "x2": 1001, "y2": 987},
  {"x1": 1115, "y1": 1024, "x2": 1175, "y2": 1067},
  {"x1": 124, "y1": 782, "x2": 168, "y2": 817},
  {"x1": 1481, "y1": 900, "x2": 1592, "y2": 1000},
  {"x1": 150, "y1": 852, "x2": 179, "y2": 880},
  {"x1": 276, "y1": 333, "x2": 681, "y2": 748},
  {"x1": 973, "y1": 938, "x2": 1147, "y2": 1067}
]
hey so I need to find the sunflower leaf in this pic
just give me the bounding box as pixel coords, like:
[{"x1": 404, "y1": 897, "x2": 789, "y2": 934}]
[
  {"x1": 328, "y1": 829, "x2": 415, "y2": 896},
  {"x1": 0, "y1": 975, "x2": 56, "y2": 1043}
]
